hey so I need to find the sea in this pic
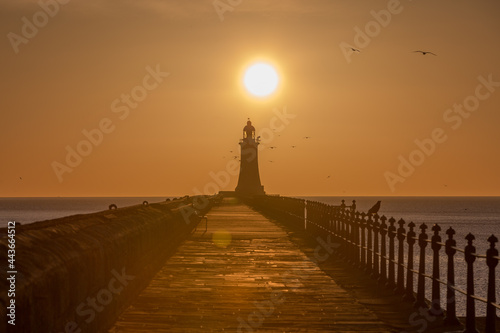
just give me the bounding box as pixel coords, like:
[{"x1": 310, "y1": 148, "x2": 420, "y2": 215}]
[{"x1": 1, "y1": 196, "x2": 499, "y2": 317}]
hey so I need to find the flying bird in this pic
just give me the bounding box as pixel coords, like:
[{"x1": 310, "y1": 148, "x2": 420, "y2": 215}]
[
  {"x1": 291, "y1": 145, "x2": 297, "y2": 148},
  {"x1": 367, "y1": 201, "x2": 381, "y2": 215},
  {"x1": 269, "y1": 146, "x2": 277, "y2": 149},
  {"x1": 413, "y1": 50, "x2": 437, "y2": 56},
  {"x1": 351, "y1": 47, "x2": 361, "y2": 53},
  {"x1": 303, "y1": 136, "x2": 311, "y2": 139}
]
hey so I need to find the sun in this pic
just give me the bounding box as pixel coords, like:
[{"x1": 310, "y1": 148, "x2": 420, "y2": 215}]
[{"x1": 243, "y1": 62, "x2": 279, "y2": 98}]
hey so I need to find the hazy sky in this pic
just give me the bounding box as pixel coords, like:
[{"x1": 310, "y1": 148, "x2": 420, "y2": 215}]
[{"x1": 1, "y1": 0, "x2": 499, "y2": 197}]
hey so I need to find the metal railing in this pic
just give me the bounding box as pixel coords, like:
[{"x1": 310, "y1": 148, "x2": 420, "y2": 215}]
[{"x1": 248, "y1": 195, "x2": 499, "y2": 333}]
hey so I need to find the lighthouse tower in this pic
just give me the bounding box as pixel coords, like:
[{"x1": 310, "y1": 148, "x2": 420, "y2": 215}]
[{"x1": 235, "y1": 119, "x2": 265, "y2": 196}]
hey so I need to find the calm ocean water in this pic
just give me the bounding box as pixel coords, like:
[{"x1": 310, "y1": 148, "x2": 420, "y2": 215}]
[
  {"x1": 0, "y1": 197, "x2": 170, "y2": 228},
  {"x1": 1, "y1": 196, "x2": 499, "y2": 316}
]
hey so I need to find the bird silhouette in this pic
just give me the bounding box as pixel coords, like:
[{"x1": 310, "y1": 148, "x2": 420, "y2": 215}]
[
  {"x1": 367, "y1": 201, "x2": 381, "y2": 215},
  {"x1": 413, "y1": 50, "x2": 437, "y2": 56},
  {"x1": 351, "y1": 47, "x2": 361, "y2": 52},
  {"x1": 269, "y1": 146, "x2": 277, "y2": 149},
  {"x1": 291, "y1": 145, "x2": 297, "y2": 148}
]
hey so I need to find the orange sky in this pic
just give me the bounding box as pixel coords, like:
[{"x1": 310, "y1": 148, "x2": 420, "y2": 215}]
[{"x1": 1, "y1": 0, "x2": 499, "y2": 197}]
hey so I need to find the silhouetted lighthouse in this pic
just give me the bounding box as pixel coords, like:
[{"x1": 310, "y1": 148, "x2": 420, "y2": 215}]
[{"x1": 235, "y1": 119, "x2": 265, "y2": 196}]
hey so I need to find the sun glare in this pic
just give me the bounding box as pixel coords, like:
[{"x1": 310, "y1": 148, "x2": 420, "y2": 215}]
[{"x1": 243, "y1": 63, "x2": 279, "y2": 97}]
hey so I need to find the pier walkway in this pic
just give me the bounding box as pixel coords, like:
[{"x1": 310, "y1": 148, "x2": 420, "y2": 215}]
[{"x1": 108, "y1": 198, "x2": 396, "y2": 332}]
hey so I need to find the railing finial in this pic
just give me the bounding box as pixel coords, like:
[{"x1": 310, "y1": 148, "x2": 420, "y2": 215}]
[{"x1": 487, "y1": 234, "x2": 498, "y2": 247}]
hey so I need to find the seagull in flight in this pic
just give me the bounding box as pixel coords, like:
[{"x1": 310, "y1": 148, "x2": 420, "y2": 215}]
[
  {"x1": 351, "y1": 47, "x2": 361, "y2": 53},
  {"x1": 413, "y1": 50, "x2": 437, "y2": 56}
]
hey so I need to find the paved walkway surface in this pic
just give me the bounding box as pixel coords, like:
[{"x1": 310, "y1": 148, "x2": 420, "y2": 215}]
[{"x1": 108, "y1": 198, "x2": 394, "y2": 332}]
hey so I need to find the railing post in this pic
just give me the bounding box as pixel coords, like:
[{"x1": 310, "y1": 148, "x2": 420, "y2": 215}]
[
  {"x1": 355, "y1": 211, "x2": 361, "y2": 265},
  {"x1": 485, "y1": 235, "x2": 498, "y2": 333},
  {"x1": 334, "y1": 209, "x2": 341, "y2": 244},
  {"x1": 395, "y1": 218, "x2": 406, "y2": 294},
  {"x1": 345, "y1": 210, "x2": 352, "y2": 263},
  {"x1": 366, "y1": 214, "x2": 373, "y2": 273},
  {"x1": 338, "y1": 209, "x2": 345, "y2": 257},
  {"x1": 444, "y1": 227, "x2": 461, "y2": 326},
  {"x1": 464, "y1": 233, "x2": 478, "y2": 333},
  {"x1": 360, "y1": 212, "x2": 366, "y2": 269},
  {"x1": 386, "y1": 217, "x2": 396, "y2": 289},
  {"x1": 430, "y1": 224, "x2": 443, "y2": 316},
  {"x1": 403, "y1": 222, "x2": 416, "y2": 302},
  {"x1": 371, "y1": 214, "x2": 380, "y2": 279},
  {"x1": 379, "y1": 216, "x2": 388, "y2": 284},
  {"x1": 351, "y1": 211, "x2": 358, "y2": 264},
  {"x1": 414, "y1": 223, "x2": 428, "y2": 309},
  {"x1": 304, "y1": 200, "x2": 308, "y2": 230}
]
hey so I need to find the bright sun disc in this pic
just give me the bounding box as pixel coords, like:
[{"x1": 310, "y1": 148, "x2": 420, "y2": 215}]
[{"x1": 243, "y1": 63, "x2": 279, "y2": 97}]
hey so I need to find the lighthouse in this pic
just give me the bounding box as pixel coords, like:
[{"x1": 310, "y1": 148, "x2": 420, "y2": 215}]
[{"x1": 235, "y1": 119, "x2": 265, "y2": 196}]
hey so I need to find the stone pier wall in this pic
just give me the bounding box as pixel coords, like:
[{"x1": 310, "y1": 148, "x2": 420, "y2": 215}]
[{"x1": 0, "y1": 197, "x2": 215, "y2": 333}]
